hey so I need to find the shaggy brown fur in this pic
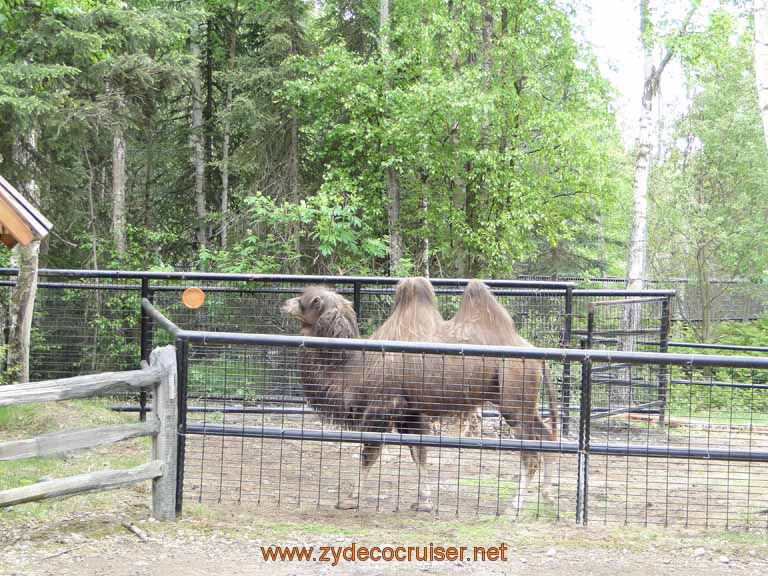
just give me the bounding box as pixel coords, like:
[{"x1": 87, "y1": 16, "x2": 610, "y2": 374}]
[
  {"x1": 370, "y1": 277, "x2": 443, "y2": 342},
  {"x1": 371, "y1": 278, "x2": 481, "y2": 436},
  {"x1": 438, "y1": 280, "x2": 559, "y2": 443},
  {"x1": 281, "y1": 280, "x2": 558, "y2": 513}
]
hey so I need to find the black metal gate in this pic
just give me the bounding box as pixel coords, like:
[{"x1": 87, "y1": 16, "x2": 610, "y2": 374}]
[{"x1": 143, "y1": 299, "x2": 768, "y2": 529}]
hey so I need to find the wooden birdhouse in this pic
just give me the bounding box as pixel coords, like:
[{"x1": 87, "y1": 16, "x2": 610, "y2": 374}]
[{"x1": 0, "y1": 175, "x2": 52, "y2": 248}]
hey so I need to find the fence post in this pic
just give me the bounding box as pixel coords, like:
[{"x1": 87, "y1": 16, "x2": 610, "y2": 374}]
[
  {"x1": 150, "y1": 345, "x2": 178, "y2": 520},
  {"x1": 575, "y1": 354, "x2": 593, "y2": 525},
  {"x1": 561, "y1": 287, "x2": 574, "y2": 436},
  {"x1": 658, "y1": 297, "x2": 671, "y2": 426},
  {"x1": 139, "y1": 278, "x2": 153, "y2": 422},
  {"x1": 174, "y1": 337, "x2": 189, "y2": 516},
  {"x1": 352, "y1": 281, "x2": 362, "y2": 322}
]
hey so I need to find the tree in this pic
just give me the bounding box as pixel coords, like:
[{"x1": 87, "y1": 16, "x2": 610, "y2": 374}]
[
  {"x1": 649, "y1": 11, "x2": 768, "y2": 341},
  {"x1": 0, "y1": 0, "x2": 630, "y2": 280},
  {"x1": 112, "y1": 89, "x2": 128, "y2": 260},
  {"x1": 627, "y1": 0, "x2": 697, "y2": 291},
  {"x1": 8, "y1": 135, "x2": 41, "y2": 383},
  {"x1": 190, "y1": 22, "x2": 208, "y2": 251},
  {"x1": 380, "y1": 0, "x2": 403, "y2": 274},
  {"x1": 754, "y1": 0, "x2": 768, "y2": 150},
  {"x1": 219, "y1": 0, "x2": 241, "y2": 248}
]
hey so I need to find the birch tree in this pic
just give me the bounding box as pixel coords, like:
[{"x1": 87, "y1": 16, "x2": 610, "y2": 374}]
[
  {"x1": 8, "y1": 131, "x2": 41, "y2": 383},
  {"x1": 627, "y1": 1, "x2": 697, "y2": 291},
  {"x1": 220, "y1": 1, "x2": 240, "y2": 249},
  {"x1": 754, "y1": 0, "x2": 768, "y2": 151},
  {"x1": 112, "y1": 90, "x2": 128, "y2": 260}
]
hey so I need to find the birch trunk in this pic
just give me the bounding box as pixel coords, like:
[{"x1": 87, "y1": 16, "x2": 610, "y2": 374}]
[
  {"x1": 7, "y1": 242, "x2": 39, "y2": 384},
  {"x1": 288, "y1": 113, "x2": 301, "y2": 271},
  {"x1": 626, "y1": 1, "x2": 696, "y2": 291},
  {"x1": 380, "y1": 0, "x2": 403, "y2": 274},
  {"x1": 190, "y1": 32, "x2": 207, "y2": 250},
  {"x1": 754, "y1": 0, "x2": 768, "y2": 151},
  {"x1": 8, "y1": 131, "x2": 41, "y2": 383},
  {"x1": 418, "y1": 194, "x2": 429, "y2": 276},
  {"x1": 220, "y1": 129, "x2": 230, "y2": 248},
  {"x1": 112, "y1": 95, "x2": 128, "y2": 260},
  {"x1": 83, "y1": 146, "x2": 99, "y2": 269},
  {"x1": 626, "y1": 0, "x2": 654, "y2": 292},
  {"x1": 626, "y1": 97, "x2": 652, "y2": 292}
]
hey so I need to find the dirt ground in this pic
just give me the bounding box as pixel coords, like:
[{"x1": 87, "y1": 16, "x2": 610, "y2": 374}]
[
  {"x1": 2, "y1": 488, "x2": 768, "y2": 576},
  {"x1": 3, "y1": 400, "x2": 768, "y2": 575},
  {"x1": 181, "y1": 410, "x2": 768, "y2": 528}
]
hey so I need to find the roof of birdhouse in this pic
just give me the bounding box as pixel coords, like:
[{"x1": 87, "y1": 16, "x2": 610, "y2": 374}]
[{"x1": 0, "y1": 175, "x2": 52, "y2": 248}]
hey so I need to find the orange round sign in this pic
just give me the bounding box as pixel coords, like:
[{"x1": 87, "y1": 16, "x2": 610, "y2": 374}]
[{"x1": 181, "y1": 287, "x2": 206, "y2": 309}]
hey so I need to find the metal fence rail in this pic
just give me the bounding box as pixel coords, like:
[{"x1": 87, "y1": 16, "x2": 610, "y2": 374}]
[
  {"x1": 518, "y1": 274, "x2": 768, "y2": 323},
  {"x1": 143, "y1": 299, "x2": 768, "y2": 529},
  {"x1": 0, "y1": 269, "x2": 676, "y2": 432}
]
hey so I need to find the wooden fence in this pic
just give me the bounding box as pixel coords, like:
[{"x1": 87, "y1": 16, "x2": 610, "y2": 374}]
[{"x1": 0, "y1": 345, "x2": 178, "y2": 520}]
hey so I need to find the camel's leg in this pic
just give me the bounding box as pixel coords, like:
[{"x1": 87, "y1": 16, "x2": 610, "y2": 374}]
[
  {"x1": 461, "y1": 405, "x2": 483, "y2": 437},
  {"x1": 397, "y1": 412, "x2": 433, "y2": 512},
  {"x1": 337, "y1": 442, "x2": 382, "y2": 510},
  {"x1": 504, "y1": 418, "x2": 553, "y2": 514},
  {"x1": 498, "y1": 403, "x2": 551, "y2": 514},
  {"x1": 528, "y1": 409, "x2": 556, "y2": 506},
  {"x1": 540, "y1": 452, "x2": 555, "y2": 505}
]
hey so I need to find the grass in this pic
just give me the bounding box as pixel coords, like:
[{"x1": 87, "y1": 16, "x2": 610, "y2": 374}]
[
  {"x1": 0, "y1": 398, "x2": 152, "y2": 522},
  {"x1": 0, "y1": 403, "x2": 40, "y2": 431}
]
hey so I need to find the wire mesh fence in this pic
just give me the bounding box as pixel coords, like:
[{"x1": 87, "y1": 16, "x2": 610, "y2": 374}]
[
  {"x1": 141, "y1": 297, "x2": 768, "y2": 530},
  {"x1": 0, "y1": 276, "x2": 142, "y2": 380},
  {"x1": 0, "y1": 269, "x2": 680, "y2": 387},
  {"x1": 181, "y1": 343, "x2": 573, "y2": 519},
  {"x1": 518, "y1": 274, "x2": 768, "y2": 323},
  {"x1": 585, "y1": 361, "x2": 768, "y2": 528},
  {"x1": 177, "y1": 338, "x2": 768, "y2": 528}
]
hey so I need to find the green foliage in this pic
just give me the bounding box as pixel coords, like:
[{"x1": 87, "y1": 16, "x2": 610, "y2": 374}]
[
  {"x1": 649, "y1": 9, "x2": 768, "y2": 339},
  {"x1": 667, "y1": 315, "x2": 768, "y2": 416},
  {"x1": 279, "y1": 1, "x2": 629, "y2": 277},
  {"x1": 200, "y1": 190, "x2": 388, "y2": 273},
  {"x1": 0, "y1": 0, "x2": 630, "y2": 278}
]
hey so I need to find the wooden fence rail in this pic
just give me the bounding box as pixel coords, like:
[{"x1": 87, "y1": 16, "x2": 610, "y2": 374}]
[{"x1": 0, "y1": 345, "x2": 178, "y2": 520}]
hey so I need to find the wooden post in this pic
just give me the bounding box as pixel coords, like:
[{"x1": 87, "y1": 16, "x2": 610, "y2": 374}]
[{"x1": 150, "y1": 345, "x2": 178, "y2": 520}]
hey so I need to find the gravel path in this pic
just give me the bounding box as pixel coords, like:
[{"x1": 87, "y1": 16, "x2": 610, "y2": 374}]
[{"x1": 2, "y1": 496, "x2": 767, "y2": 576}]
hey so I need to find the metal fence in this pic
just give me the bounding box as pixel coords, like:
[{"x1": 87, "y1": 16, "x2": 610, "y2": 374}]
[
  {"x1": 143, "y1": 299, "x2": 768, "y2": 530},
  {"x1": 519, "y1": 274, "x2": 768, "y2": 323},
  {"x1": 0, "y1": 269, "x2": 674, "y2": 380},
  {"x1": 0, "y1": 270, "x2": 676, "y2": 437}
]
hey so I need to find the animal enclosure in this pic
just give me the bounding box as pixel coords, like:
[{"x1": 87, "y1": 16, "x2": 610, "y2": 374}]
[
  {"x1": 0, "y1": 269, "x2": 674, "y2": 377},
  {"x1": 0, "y1": 269, "x2": 674, "y2": 430},
  {"x1": 143, "y1": 297, "x2": 768, "y2": 530}
]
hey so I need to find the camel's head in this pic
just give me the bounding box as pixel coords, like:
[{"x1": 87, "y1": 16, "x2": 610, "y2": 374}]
[{"x1": 281, "y1": 286, "x2": 360, "y2": 339}]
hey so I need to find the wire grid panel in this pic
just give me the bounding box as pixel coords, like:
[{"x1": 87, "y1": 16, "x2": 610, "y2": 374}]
[
  {"x1": 150, "y1": 280, "x2": 310, "y2": 336},
  {"x1": 358, "y1": 285, "x2": 567, "y2": 347},
  {"x1": 670, "y1": 281, "x2": 768, "y2": 323},
  {"x1": 568, "y1": 297, "x2": 668, "y2": 420},
  {"x1": 182, "y1": 343, "x2": 576, "y2": 520},
  {"x1": 572, "y1": 296, "x2": 666, "y2": 353},
  {"x1": 585, "y1": 362, "x2": 768, "y2": 529},
  {"x1": 1, "y1": 277, "x2": 142, "y2": 380}
]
